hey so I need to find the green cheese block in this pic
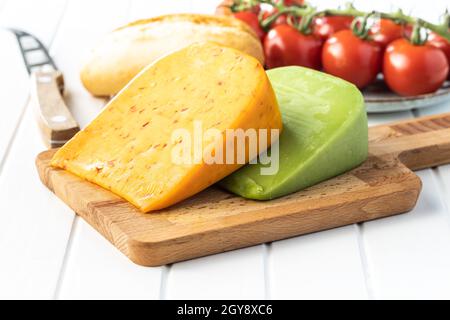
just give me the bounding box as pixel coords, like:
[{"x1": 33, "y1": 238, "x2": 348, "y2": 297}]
[{"x1": 220, "y1": 66, "x2": 368, "y2": 200}]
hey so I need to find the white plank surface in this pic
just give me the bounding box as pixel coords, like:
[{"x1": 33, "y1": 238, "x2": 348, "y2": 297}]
[
  {"x1": 166, "y1": 246, "x2": 266, "y2": 300},
  {"x1": 435, "y1": 165, "x2": 450, "y2": 220},
  {"x1": 270, "y1": 226, "x2": 369, "y2": 300},
  {"x1": 0, "y1": 0, "x2": 66, "y2": 44},
  {"x1": 0, "y1": 0, "x2": 71, "y2": 300},
  {"x1": 0, "y1": 31, "x2": 28, "y2": 167},
  {"x1": 128, "y1": 0, "x2": 192, "y2": 20},
  {"x1": 57, "y1": 219, "x2": 162, "y2": 300},
  {"x1": 128, "y1": 0, "x2": 218, "y2": 20},
  {"x1": 50, "y1": 0, "x2": 124, "y2": 128},
  {"x1": 0, "y1": 106, "x2": 75, "y2": 299},
  {"x1": 362, "y1": 170, "x2": 450, "y2": 299},
  {"x1": 0, "y1": 0, "x2": 67, "y2": 172}
]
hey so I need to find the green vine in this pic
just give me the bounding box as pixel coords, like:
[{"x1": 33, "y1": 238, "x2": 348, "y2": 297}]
[
  {"x1": 227, "y1": 0, "x2": 450, "y2": 42},
  {"x1": 350, "y1": 11, "x2": 375, "y2": 40},
  {"x1": 313, "y1": 4, "x2": 449, "y2": 42},
  {"x1": 229, "y1": 0, "x2": 261, "y2": 13},
  {"x1": 410, "y1": 23, "x2": 429, "y2": 45}
]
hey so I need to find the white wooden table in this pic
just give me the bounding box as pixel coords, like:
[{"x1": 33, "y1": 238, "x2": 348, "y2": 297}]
[{"x1": 0, "y1": 0, "x2": 449, "y2": 300}]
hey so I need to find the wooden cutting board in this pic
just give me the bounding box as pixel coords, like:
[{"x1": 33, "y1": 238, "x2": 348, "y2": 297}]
[{"x1": 36, "y1": 112, "x2": 450, "y2": 267}]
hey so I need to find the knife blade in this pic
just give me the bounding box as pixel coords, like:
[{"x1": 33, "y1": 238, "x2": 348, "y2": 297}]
[{"x1": 9, "y1": 28, "x2": 79, "y2": 148}]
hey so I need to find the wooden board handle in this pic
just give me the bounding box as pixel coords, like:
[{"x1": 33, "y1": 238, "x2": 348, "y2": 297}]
[
  {"x1": 31, "y1": 70, "x2": 80, "y2": 148},
  {"x1": 369, "y1": 112, "x2": 450, "y2": 171}
]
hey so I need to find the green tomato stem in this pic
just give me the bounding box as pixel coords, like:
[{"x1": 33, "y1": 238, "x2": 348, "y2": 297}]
[
  {"x1": 259, "y1": 6, "x2": 311, "y2": 31},
  {"x1": 231, "y1": 1, "x2": 450, "y2": 42},
  {"x1": 411, "y1": 23, "x2": 422, "y2": 45},
  {"x1": 229, "y1": 0, "x2": 260, "y2": 13},
  {"x1": 313, "y1": 6, "x2": 450, "y2": 42},
  {"x1": 299, "y1": 13, "x2": 316, "y2": 34},
  {"x1": 350, "y1": 11, "x2": 376, "y2": 40}
]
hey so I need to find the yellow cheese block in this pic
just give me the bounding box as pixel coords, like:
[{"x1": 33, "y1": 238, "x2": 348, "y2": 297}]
[{"x1": 51, "y1": 43, "x2": 282, "y2": 212}]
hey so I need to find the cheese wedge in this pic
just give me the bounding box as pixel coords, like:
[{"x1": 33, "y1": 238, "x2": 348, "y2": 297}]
[
  {"x1": 51, "y1": 43, "x2": 282, "y2": 212},
  {"x1": 220, "y1": 66, "x2": 368, "y2": 200}
]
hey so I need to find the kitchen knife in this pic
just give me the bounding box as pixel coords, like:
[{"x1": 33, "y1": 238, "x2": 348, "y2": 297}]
[{"x1": 9, "y1": 28, "x2": 79, "y2": 148}]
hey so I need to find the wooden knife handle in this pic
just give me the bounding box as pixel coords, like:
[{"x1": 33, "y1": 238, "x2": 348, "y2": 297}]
[
  {"x1": 369, "y1": 112, "x2": 450, "y2": 171},
  {"x1": 31, "y1": 70, "x2": 79, "y2": 148}
]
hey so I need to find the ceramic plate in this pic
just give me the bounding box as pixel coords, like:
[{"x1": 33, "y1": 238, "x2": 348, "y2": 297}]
[{"x1": 364, "y1": 79, "x2": 450, "y2": 113}]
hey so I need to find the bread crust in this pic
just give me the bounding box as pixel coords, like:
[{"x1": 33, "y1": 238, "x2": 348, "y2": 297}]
[{"x1": 81, "y1": 14, "x2": 264, "y2": 97}]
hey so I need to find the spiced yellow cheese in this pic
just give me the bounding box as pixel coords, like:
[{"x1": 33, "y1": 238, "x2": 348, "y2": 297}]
[{"x1": 51, "y1": 43, "x2": 282, "y2": 212}]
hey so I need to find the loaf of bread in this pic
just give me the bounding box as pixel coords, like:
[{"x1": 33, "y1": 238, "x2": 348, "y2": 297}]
[{"x1": 81, "y1": 14, "x2": 265, "y2": 97}]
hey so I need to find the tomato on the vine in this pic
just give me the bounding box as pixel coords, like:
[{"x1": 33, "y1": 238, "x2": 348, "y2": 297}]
[
  {"x1": 233, "y1": 11, "x2": 266, "y2": 41},
  {"x1": 264, "y1": 24, "x2": 323, "y2": 69},
  {"x1": 370, "y1": 19, "x2": 404, "y2": 48},
  {"x1": 248, "y1": 4, "x2": 261, "y2": 14},
  {"x1": 383, "y1": 39, "x2": 449, "y2": 96},
  {"x1": 261, "y1": 6, "x2": 289, "y2": 28},
  {"x1": 402, "y1": 24, "x2": 414, "y2": 39},
  {"x1": 313, "y1": 16, "x2": 354, "y2": 40},
  {"x1": 322, "y1": 29, "x2": 382, "y2": 88},
  {"x1": 274, "y1": 0, "x2": 304, "y2": 6},
  {"x1": 428, "y1": 32, "x2": 450, "y2": 79},
  {"x1": 216, "y1": 0, "x2": 260, "y2": 16}
]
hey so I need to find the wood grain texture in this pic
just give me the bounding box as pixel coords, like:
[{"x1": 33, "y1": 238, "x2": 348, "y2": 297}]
[{"x1": 36, "y1": 112, "x2": 450, "y2": 267}]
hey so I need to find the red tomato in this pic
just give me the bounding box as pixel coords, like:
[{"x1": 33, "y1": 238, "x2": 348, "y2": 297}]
[
  {"x1": 403, "y1": 24, "x2": 414, "y2": 39},
  {"x1": 383, "y1": 39, "x2": 449, "y2": 96},
  {"x1": 428, "y1": 33, "x2": 450, "y2": 80},
  {"x1": 261, "y1": 6, "x2": 288, "y2": 28},
  {"x1": 313, "y1": 16, "x2": 354, "y2": 40},
  {"x1": 233, "y1": 11, "x2": 266, "y2": 41},
  {"x1": 322, "y1": 30, "x2": 382, "y2": 88},
  {"x1": 249, "y1": 4, "x2": 261, "y2": 14},
  {"x1": 370, "y1": 19, "x2": 404, "y2": 48},
  {"x1": 274, "y1": 0, "x2": 304, "y2": 6},
  {"x1": 264, "y1": 24, "x2": 323, "y2": 70}
]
